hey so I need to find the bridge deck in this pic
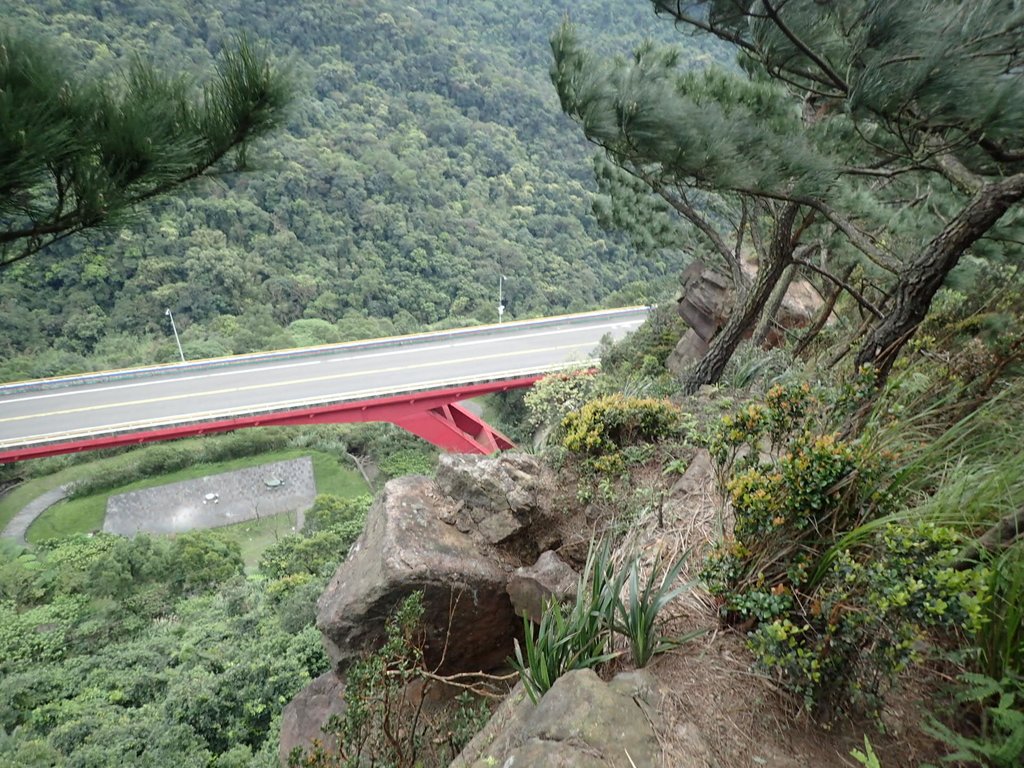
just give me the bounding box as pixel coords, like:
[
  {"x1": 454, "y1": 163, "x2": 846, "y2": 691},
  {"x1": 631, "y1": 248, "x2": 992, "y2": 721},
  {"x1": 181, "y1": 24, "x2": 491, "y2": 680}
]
[{"x1": 0, "y1": 308, "x2": 648, "y2": 459}]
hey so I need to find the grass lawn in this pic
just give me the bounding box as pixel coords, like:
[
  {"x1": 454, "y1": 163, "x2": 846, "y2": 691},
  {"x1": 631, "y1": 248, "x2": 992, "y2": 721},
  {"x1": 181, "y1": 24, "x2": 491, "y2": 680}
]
[
  {"x1": 23, "y1": 448, "x2": 367, "y2": 546},
  {"x1": 213, "y1": 510, "x2": 301, "y2": 572},
  {"x1": 0, "y1": 451, "x2": 153, "y2": 532}
]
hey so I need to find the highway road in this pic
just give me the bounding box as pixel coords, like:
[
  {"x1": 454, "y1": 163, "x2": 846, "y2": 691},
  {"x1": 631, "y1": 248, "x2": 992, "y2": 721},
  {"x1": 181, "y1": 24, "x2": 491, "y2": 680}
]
[{"x1": 0, "y1": 308, "x2": 649, "y2": 451}]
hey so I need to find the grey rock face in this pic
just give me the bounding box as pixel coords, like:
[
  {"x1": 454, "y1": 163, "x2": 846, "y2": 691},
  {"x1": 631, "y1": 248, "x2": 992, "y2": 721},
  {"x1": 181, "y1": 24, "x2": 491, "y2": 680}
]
[
  {"x1": 435, "y1": 452, "x2": 562, "y2": 560},
  {"x1": 316, "y1": 475, "x2": 520, "y2": 674},
  {"x1": 436, "y1": 452, "x2": 542, "y2": 512},
  {"x1": 670, "y1": 449, "x2": 713, "y2": 498},
  {"x1": 278, "y1": 671, "x2": 346, "y2": 765},
  {"x1": 455, "y1": 669, "x2": 662, "y2": 768},
  {"x1": 506, "y1": 550, "x2": 579, "y2": 624}
]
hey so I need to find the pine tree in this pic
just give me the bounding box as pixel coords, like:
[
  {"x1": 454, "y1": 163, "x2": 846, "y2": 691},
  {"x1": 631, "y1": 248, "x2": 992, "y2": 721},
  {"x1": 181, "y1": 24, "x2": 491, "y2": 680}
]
[
  {"x1": 0, "y1": 31, "x2": 292, "y2": 270},
  {"x1": 552, "y1": 1, "x2": 1024, "y2": 388}
]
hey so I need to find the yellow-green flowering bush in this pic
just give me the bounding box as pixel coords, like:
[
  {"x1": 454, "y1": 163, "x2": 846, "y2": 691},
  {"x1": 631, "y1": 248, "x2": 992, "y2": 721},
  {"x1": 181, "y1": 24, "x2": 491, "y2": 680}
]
[
  {"x1": 561, "y1": 394, "x2": 684, "y2": 473},
  {"x1": 702, "y1": 386, "x2": 985, "y2": 716}
]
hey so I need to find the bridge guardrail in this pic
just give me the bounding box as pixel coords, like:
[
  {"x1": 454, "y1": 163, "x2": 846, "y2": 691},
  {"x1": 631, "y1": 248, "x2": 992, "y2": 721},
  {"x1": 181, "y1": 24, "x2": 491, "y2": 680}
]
[
  {"x1": 0, "y1": 361, "x2": 596, "y2": 454},
  {"x1": 0, "y1": 306, "x2": 649, "y2": 396}
]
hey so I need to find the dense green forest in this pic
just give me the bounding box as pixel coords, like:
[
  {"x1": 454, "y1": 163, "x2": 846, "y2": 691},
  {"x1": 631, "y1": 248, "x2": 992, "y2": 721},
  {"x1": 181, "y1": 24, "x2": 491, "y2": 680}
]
[
  {"x1": 0, "y1": 494, "x2": 369, "y2": 767},
  {"x1": 0, "y1": 0, "x2": 723, "y2": 382},
  {"x1": 5, "y1": 1, "x2": 1023, "y2": 767}
]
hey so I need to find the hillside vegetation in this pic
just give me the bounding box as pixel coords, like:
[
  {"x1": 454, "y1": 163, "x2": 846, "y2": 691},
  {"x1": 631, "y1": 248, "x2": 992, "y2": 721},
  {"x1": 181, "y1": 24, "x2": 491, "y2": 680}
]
[
  {"x1": 0, "y1": 0, "x2": 723, "y2": 382},
  {"x1": 2, "y1": 2, "x2": 1023, "y2": 767}
]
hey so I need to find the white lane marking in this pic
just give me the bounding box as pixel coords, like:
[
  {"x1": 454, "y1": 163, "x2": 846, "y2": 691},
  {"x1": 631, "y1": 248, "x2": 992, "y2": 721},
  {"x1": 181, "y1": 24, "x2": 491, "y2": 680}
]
[
  {"x1": 0, "y1": 361, "x2": 590, "y2": 448},
  {"x1": 0, "y1": 318, "x2": 641, "y2": 406},
  {"x1": 0, "y1": 343, "x2": 599, "y2": 427}
]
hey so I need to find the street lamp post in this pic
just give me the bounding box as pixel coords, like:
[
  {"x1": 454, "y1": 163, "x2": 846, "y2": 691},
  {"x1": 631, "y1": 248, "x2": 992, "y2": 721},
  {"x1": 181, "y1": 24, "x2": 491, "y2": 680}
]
[
  {"x1": 165, "y1": 308, "x2": 185, "y2": 363},
  {"x1": 498, "y1": 274, "x2": 507, "y2": 324}
]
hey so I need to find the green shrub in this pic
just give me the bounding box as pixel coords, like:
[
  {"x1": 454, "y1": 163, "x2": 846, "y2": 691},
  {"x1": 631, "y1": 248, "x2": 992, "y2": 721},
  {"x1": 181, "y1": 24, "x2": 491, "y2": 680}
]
[
  {"x1": 304, "y1": 494, "x2": 372, "y2": 534},
  {"x1": 702, "y1": 388, "x2": 984, "y2": 716},
  {"x1": 258, "y1": 525, "x2": 362, "y2": 579},
  {"x1": 561, "y1": 394, "x2": 684, "y2": 474},
  {"x1": 743, "y1": 522, "x2": 983, "y2": 714},
  {"x1": 377, "y1": 448, "x2": 436, "y2": 479},
  {"x1": 598, "y1": 303, "x2": 685, "y2": 382},
  {"x1": 0, "y1": 595, "x2": 91, "y2": 674},
  {"x1": 68, "y1": 430, "x2": 291, "y2": 498},
  {"x1": 170, "y1": 534, "x2": 245, "y2": 594},
  {"x1": 259, "y1": 493, "x2": 369, "y2": 580},
  {"x1": 524, "y1": 369, "x2": 598, "y2": 432}
]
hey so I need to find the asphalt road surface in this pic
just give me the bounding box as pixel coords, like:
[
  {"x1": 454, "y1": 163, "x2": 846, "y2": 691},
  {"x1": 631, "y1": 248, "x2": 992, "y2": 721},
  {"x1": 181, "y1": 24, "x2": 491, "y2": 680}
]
[{"x1": 0, "y1": 308, "x2": 648, "y2": 450}]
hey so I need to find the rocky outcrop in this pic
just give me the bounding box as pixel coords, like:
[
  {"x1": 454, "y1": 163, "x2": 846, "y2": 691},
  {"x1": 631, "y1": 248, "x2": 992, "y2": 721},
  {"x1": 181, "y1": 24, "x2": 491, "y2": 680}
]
[
  {"x1": 288, "y1": 454, "x2": 579, "y2": 764},
  {"x1": 506, "y1": 550, "x2": 579, "y2": 623},
  {"x1": 670, "y1": 449, "x2": 713, "y2": 498},
  {"x1": 435, "y1": 452, "x2": 559, "y2": 555},
  {"x1": 452, "y1": 669, "x2": 663, "y2": 768},
  {"x1": 315, "y1": 475, "x2": 521, "y2": 675},
  {"x1": 668, "y1": 263, "x2": 733, "y2": 373},
  {"x1": 668, "y1": 260, "x2": 824, "y2": 375},
  {"x1": 278, "y1": 671, "x2": 346, "y2": 766},
  {"x1": 436, "y1": 453, "x2": 542, "y2": 517}
]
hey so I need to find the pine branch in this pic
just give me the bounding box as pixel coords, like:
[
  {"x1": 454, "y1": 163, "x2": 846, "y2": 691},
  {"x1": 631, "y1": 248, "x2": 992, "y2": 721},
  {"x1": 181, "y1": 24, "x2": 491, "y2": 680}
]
[
  {"x1": 646, "y1": 176, "x2": 744, "y2": 286},
  {"x1": 931, "y1": 154, "x2": 985, "y2": 196},
  {"x1": 760, "y1": 0, "x2": 849, "y2": 95},
  {"x1": 840, "y1": 164, "x2": 927, "y2": 179},
  {"x1": 0, "y1": 34, "x2": 289, "y2": 271},
  {"x1": 977, "y1": 137, "x2": 1024, "y2": 164},
  {"x1": 651, "y1": 2, "x2": 759, "y2": 54},
  {"x1": 801, "y1": 201, "x2": 900, "y2": 274}
]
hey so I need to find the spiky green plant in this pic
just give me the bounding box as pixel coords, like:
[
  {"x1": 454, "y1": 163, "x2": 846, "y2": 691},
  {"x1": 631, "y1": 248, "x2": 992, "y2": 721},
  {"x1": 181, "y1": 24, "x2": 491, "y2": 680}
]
[
  {"x1": 510, "y1": 541, "x2": 619, "y2": 703},
  {"x1": 851, "y1": 736, "x2": 883, "y2": 768},
  {"x1": 611, "y1": 551, "x2": 703, "y2": 667},
  {"x1": 973, "y1": 545, "x2": 1024, "y2": 686}
]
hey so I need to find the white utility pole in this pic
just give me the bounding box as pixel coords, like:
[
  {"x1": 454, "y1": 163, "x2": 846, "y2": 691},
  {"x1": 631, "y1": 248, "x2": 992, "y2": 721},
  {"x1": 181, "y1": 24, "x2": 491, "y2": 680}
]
[
  {"x1": 498, "y1": 274, "x2": 507, "y2": 324},
  {"x1": 165, "y1": 308, "x2": 185, "y2": 363}
]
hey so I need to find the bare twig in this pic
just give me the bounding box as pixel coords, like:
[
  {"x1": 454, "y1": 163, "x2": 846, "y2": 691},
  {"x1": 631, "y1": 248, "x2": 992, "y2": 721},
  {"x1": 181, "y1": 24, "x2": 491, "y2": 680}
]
[{"x1": 792, "y1": 258, "x2": 883, "y2": 319}]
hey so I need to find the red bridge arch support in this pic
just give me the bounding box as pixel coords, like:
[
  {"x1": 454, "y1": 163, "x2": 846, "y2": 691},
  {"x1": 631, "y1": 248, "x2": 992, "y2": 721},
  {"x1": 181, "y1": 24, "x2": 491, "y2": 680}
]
[{"x1": 0, "y1": 377, "x2": 540, "y2": 464}]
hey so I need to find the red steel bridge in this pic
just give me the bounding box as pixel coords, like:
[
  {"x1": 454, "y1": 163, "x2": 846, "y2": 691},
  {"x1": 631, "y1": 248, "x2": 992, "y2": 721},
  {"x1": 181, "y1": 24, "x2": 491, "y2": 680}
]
[{"x1": 0, "y1": 308, "x2": 648, "y2": 462}]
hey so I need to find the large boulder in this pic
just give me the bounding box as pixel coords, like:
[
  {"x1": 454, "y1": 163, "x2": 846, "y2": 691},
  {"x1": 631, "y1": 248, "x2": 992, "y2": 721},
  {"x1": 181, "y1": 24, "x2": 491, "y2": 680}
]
[
  {"x1": 453, "y1": 669, "x2": 662, "y2": 768},
  {"x1": 316, "y1": 475, "x2": 520, "y2": 674},
  {"x1": 278, "y1": 671, "x2": 346, "y2": 765},
  {"x1": 506, "y1": 550, "x2": 579, "y2": 623},
  {"x1": 435, "y1": 453, "x2": 561, "y2": 558},
  {"x1": 436, "y1": 452, "x2": 542, "y2": 516}
]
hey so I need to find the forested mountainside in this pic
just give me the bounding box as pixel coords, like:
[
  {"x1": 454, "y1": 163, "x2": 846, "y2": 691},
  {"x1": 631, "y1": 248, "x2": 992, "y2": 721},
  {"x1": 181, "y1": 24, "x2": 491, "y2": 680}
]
[{"x1": 0, "y1": 0, "x2": 723, "y2": 381}]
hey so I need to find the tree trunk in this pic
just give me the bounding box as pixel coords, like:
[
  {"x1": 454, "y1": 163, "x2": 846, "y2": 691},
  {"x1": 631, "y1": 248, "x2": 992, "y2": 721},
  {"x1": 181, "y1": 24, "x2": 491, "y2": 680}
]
[
  {"x1": 751, "y1": 262, "x2": 796, "y2": 346},
  {"x1": 792, "y1": 264, "x2": 853, "y2": 358},
  {"x1": 856, "y1": 172, "x2": 1024, "y2": 381},
  {"x1": 683, "y1": 203, "x2": 799, "y2": 394}
]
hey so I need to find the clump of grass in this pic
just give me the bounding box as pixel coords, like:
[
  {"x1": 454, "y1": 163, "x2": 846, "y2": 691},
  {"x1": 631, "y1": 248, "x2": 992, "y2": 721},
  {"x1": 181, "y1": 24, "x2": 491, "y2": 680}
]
[
  {"x1": 511, "y1": 541, "x2": 701, "y2": 702},
  {"x1": 511, "y1": 541, "x2": 618, "y2": 703},
  {"x1": 610, "y1": 549, "x2": 702, "y2": 667},
  {"x1": 973, "y1": 544, "x2": 1024, "y2": 683}
]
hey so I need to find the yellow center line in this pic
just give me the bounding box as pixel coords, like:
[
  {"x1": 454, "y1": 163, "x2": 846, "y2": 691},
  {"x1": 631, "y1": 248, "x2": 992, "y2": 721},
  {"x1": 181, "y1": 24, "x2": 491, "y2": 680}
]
[{"x1": 0, "y1": 343, "x2": 592, "y2": 425}]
